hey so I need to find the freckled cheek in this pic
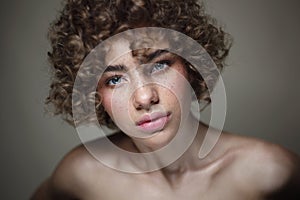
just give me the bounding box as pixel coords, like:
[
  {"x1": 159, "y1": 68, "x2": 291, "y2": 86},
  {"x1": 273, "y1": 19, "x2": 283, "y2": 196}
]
[
  {"x1": 161, "y1": 90, "x2": 177, "y2": 105},
  {"x1": 168, "y1": 75, "x2": 190, "y2": 99},
  {"x1": 162, "y1": 75, "x2": 192, "y2": 119},
  {"x1": 101, "y1": 91, "x2": 130, "y2": 120}
]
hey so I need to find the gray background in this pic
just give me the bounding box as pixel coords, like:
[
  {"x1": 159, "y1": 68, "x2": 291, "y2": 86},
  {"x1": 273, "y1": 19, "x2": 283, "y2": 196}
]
[{"x1": 0, "y1": 0, "x2": 299, "y2": 199}]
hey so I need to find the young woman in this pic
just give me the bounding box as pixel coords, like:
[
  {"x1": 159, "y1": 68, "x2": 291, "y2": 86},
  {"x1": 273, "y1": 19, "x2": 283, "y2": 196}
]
[{"x1": 31, "y1": 0, "x2": 300, "y2": 199}]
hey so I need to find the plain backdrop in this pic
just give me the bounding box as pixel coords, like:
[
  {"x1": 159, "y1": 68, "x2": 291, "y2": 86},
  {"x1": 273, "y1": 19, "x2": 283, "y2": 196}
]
[{"x1": 0, "y1": 0, "x2": 299, "y2": 199}]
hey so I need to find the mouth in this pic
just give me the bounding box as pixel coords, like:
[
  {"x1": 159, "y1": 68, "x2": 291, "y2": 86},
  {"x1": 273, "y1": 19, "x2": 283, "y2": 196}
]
[{"x1": 136, "y1": 112, "x2": 171, "y2": 133}]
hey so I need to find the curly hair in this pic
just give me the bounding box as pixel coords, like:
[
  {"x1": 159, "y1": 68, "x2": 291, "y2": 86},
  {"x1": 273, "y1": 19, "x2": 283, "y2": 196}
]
[{"x1": 46, "y1": 0, "x2": 232, "y2": 128}]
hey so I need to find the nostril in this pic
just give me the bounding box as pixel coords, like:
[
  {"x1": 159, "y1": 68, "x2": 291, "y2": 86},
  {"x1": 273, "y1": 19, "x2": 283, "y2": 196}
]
[
  {"x1": 150, "y1": 94, "x2": 159, "y2": 104},
  {"x1": 132, "y1": 85, "x2": 159, "y2": 110}
]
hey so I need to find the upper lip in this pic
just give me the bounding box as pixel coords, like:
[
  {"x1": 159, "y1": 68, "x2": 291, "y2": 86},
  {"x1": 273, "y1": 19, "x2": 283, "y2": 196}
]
[{"x1": 136, "y1": 112, "x2": 170, "y2": 126}]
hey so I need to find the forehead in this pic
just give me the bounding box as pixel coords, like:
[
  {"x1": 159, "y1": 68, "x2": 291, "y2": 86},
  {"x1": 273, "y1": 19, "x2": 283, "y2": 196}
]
[
  {"x1": 104, "y1": 39, "x2": 131, "y2": 65},
  {"x1": 104, "y1": 37, "x2": 170, "y2": 66}
]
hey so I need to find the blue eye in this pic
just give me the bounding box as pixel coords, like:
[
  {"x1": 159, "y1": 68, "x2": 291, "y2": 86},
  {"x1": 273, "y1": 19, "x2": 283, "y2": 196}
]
[
  {"x1": 106, "y1": 76, "x2": 123, "y2": 86},
  {"x1": 151, "y1": 60, "x2": 171, "y2": 73}
]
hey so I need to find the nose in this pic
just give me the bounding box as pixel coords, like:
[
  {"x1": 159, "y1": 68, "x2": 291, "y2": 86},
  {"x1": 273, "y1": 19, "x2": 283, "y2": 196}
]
[{"x1": 132, "y1": 84, "x2": 159, "y2": 110}]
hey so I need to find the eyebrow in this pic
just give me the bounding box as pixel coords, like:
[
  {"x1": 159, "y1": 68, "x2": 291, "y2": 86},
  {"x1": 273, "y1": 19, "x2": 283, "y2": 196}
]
[
  {"x1": 103, "y1": 64, "x2": 127, "y2": 73},
  {"x1": 147, "y1": 49, "x2": 169, "y2": 62},
  {"x1": 103, "y1": 49, "x2": 170, "y2": 73}
]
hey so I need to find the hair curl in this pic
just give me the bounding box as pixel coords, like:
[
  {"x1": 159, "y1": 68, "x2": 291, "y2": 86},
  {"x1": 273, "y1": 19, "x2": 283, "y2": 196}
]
[{"x1": 46, "y1": 0, "x2": 232, "y2": 128}]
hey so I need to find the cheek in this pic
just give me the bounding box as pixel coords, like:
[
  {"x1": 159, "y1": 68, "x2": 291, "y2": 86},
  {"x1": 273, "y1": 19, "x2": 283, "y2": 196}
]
[
  {"x1": 162, "y1": 62, "x2": 190, "y2": 97},
  {"x1": 99, "y1": 91, "x2": 112, "y2": 116},
  {"x1": 99, "y1": 89, "x2": 130, "y2": 121},
  {"x1": 100, "y1": 89, "x2": 137, "y2": 134},
  {"x1": 164, "y1": 71, "x2": 192, "y2": 116},
  {"x1": 169, "y1": 74, "x2": 191, "y2": 100}
]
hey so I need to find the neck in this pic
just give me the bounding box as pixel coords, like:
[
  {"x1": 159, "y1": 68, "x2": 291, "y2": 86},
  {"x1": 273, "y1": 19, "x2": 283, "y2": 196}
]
[
  {"x1": 161, "y1": 121, "x2": 208, "y2": 174},
  {"x1": 131, "y1": 114, "x2": 210, "y2": 175}
]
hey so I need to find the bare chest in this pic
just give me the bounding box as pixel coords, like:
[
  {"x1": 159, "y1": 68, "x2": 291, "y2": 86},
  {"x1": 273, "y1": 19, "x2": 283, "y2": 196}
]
[{"x1": 83, "y1": 173, "x2": 262, "y2": 200}]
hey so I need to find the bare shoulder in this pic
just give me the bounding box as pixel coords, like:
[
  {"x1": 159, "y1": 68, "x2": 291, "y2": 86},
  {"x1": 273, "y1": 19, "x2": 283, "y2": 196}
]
[
  {"x1": 48, "y1": 134, "x2": 126, "y2": 199},
  {"x1": 30, "y1": 144, "x2": 94, "y2": 199},
  {"x1": 222, "y1": 133, "x2": 300, "y2": 198},
  {"x1": 47, "y1": 144, "x2": 96, "y2": 198}
]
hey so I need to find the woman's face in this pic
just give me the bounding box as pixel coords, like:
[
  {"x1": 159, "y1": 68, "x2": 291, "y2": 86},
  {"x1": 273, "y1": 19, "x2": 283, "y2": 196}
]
[{"x1": 98, "y1": 39, "x2": 193, "y2": 150}]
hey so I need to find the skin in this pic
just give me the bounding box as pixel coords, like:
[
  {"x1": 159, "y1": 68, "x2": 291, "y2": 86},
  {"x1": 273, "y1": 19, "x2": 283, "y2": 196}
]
[{"x1": 31, "y1": 40, "x2": 300, "y2": 200}]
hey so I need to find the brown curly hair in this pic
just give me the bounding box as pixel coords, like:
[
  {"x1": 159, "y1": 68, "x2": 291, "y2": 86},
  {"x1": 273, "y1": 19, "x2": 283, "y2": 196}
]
[{"x1": 46, "y1": 0, "x2": 232, "y2": 128}]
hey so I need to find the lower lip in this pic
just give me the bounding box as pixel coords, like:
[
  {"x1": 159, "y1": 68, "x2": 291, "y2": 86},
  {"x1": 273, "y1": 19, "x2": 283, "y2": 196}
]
[{"x1": 137, "y1": 115, "x2": 170, "y2": 133}]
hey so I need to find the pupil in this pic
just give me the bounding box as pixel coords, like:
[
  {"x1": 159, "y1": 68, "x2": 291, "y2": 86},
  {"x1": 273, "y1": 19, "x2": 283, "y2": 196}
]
[{"x1": 112, "y1": 77, "x2": 119, "y2": 84}]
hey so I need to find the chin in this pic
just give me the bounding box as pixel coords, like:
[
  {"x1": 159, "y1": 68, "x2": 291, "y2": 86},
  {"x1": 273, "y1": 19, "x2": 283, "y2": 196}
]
[{"x1": 135, "y1": 127, "x2": 178, "y2": 151}]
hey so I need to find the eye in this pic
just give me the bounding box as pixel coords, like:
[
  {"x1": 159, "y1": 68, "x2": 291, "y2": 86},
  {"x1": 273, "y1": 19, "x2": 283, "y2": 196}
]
[
  {"x1": 151, "y1": 60, "x2": 171, "y2": 74},
  {"x1": 105, "y1": 75, "x2": 124, "y2": 86}
]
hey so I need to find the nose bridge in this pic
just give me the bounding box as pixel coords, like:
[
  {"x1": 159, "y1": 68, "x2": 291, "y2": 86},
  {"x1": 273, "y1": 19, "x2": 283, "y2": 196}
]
[
  {"x1": 129, "y1": 66, "x2": 148, "y2": 88},
  {"x1": 130, "y1": 69, "x2": 159, "y2": 109}
]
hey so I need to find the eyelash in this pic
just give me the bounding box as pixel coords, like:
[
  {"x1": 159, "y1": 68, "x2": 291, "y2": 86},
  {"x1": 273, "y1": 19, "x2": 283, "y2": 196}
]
[
  {"x1": 151, "y1": 60, "x2": 171, "y2": 74},
  {"x1": 104, "y1": 59, "x2": 173, "y2": 87},
  {"x1": 105, "y1": 75, "x2": 124, "y2": 86}
]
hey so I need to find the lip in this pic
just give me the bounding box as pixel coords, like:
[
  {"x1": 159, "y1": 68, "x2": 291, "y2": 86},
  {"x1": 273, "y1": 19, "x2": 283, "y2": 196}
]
[{"x1": 136, "y1": 112, "x2": 171, "y2": 133}]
